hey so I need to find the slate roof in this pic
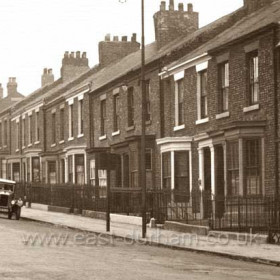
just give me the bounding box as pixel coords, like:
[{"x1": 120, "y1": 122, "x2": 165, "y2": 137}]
[
  {"x1": 3, "y1": 1, "x2": 279, "y2": 115},
  {"x1": 166, "y1": 0, "x2": 280, "y2": 70}
]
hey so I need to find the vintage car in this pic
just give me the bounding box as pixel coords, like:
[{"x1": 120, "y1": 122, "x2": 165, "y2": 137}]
[{"x1": 0, "y1": 179, "x2": 23, "y2": 220}]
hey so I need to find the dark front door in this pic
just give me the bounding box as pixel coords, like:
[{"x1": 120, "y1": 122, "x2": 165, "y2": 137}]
[
  {"x1": 204, "y1": 147, "x2": 212, "y2": 218},
  {"x1": 215, "y1": 145, "x2": 225, "y2": 218}
]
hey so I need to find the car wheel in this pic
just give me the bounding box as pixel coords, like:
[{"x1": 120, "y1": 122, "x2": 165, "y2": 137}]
[{"x1": 15, "y1": 207, "x2": 21, "y2": 220}]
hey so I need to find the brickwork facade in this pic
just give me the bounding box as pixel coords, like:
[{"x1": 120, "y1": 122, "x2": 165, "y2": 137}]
[{"x1": 0, "y1": 0, "x2": 278, "y2": 218}]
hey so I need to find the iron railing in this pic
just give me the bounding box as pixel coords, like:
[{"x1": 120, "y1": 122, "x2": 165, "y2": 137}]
[{"x1": 16, "y1": 182, "x2": 280, "y2": 234}]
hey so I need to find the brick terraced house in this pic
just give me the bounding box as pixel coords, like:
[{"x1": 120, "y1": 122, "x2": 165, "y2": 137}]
[{"x1": 0, "y1": 0, "x2": 279, "y2": 227}]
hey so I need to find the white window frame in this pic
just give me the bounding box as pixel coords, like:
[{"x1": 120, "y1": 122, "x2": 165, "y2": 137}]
[
  {"x1": 174, "y1": 71, "x2": 185, "y2": 131},
  {"x1": 28, "y1": 113, "x2": 32, "y2": 146},
  {"x1": 68, "y1": 100, "x2": 74, "y2": 141},
  {"x1": 78, "y1": 95, "x2": 84, "y2": 137},
  {"x1": 157, "y1": 137, "x2": 193, "y2": 193},
  {"x1": 35, "y1": 109, "x2": 40, "y2": 143},
  {"x1": 196, "y1": 62, "x2": 209, "y2": 125}
]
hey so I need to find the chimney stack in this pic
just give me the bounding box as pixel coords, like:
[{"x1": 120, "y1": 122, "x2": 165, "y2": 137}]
[
  {"x1": 0, "y1": 83, "x2": 3, "y2": 99},
  {"x1": 98, "y1": 33, "x2": 140, "y2": 67},
  {"x1": 154, "y1": 1, "x2": 199, "y2": 49},
  {"x1": 61, "y1": 51, "x2": 89, "y2": 81},
  {"x1": 243, "y1": 0, "x2": 273, "y2": 13},
  {"x1": 41, "y1": 68, "x2": 54, "y2": 87},
  {"x1": 7, "y1": 77, "x2": 18, "y2": 97}
]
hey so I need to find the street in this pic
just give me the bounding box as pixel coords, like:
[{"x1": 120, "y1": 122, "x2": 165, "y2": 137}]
[{"x1": 0, "y1": 216, "x2": 279, "y2": 280}]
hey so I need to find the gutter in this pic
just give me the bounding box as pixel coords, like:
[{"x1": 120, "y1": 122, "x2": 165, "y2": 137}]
[{"x1": 159, "y1": 53, "x2": 211, "y2": 79}]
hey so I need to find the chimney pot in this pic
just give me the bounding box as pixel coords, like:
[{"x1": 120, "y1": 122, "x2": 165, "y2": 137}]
[
  {"x1": 64, "y1": 51, "x2": 69, "y2": 58},
  {"x1": 187, "y1": 3, "x2": 193, "y2": 12},
  {"x1": 169, "y1": 0, "x2": 174, "y2": 11},
  {"x1": 105, "y1": 34, "x2": 111, "y2": 41},
  {"x1": 43, "y1": 68, "x2": 48, "y2": 74},
  {"x1": 82, "y1": 52, "x2": 87, "y2": 58},
  {"x1": 48, "y1": 68, "x2": 53, "y2": 74},
  {"x1": 76, "y1": 51, "x2": 81, "y2": 58},
  {"x1": 70, "y1": 52, "x2": 75, "y2": 58},
  {"x1": 132, "y1": 33, "x2": 137, "y2": 42},
  {"x1": 178, "y1": 3, "x2": 184, "y2": 11},
  {"x1": 113, "y1": 36, "x2": 119, "y2": 42},
  {"x1": 122, "y1": 36, "x2": 128, "y2": 42},
  {"x1": 160, "y1": 1, "x2": 166, "y2": 11}
]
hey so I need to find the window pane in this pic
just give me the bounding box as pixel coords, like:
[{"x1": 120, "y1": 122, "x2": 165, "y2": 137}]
[
  {"x1": 162, "y1": 152, "x2": 171, "y2": 190},
  {"x1": 174, "y1": 151, "x2": 189, "y2": 193},
  {"x1": 245, "y1": 139, "x2": 261, "y2": 195},
  {"x1": 127, "y1": 87, "x2": 134, "y2": 127},
  {"x1": 227, "y1": 141, "x2": 239, "y2": 196}
]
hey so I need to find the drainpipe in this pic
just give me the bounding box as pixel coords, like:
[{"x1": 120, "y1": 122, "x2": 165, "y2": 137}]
[{"x1": 273, "y1": 26, "x2": 279, "y2": 199}]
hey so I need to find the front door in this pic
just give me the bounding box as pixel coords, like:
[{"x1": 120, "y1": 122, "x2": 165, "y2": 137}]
[
  {"x1": 215, "y1": 145, "x2": 225, "y2": 218},
  {"x1": 203, "y1": 148, "x2": 212, "y2": 218}
]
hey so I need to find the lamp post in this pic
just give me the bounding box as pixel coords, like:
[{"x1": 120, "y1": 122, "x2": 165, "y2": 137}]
[{"x1": 119, "y1": 0, "x2": 146, "y2": 238}]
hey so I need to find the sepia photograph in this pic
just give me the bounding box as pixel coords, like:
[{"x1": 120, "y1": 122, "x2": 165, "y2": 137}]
[{"x1": 0, "y1": 0, "x2": 280, "y2": 279}]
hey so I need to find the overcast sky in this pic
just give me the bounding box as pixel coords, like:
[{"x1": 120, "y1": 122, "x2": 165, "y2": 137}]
[{"x1": 0, "y1": 0, "x2": 243, "y2": 96}]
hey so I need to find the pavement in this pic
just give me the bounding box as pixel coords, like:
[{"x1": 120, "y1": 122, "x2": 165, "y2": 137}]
[{"x1": 21, "y1": 206, "x2": 280, "y2": 267}]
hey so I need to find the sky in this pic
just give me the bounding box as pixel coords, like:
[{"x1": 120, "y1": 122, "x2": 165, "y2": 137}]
[{"x1": 0, "y1": 0, "x2": 243, "y2": 96}]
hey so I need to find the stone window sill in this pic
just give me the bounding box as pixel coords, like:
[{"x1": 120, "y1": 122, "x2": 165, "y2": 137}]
[
  {"x1": 34, "y1": 141, "x2": 40, "y2": 145},
  {"x1": 77, "y1": 134, "x2": 84, "y2": 138},
  {"x1": 15, "y1": 149, "x2": 19, "y2": 153},
  {"x1": 173, "y1": 124, "x2": 185, "y2": 131},
  {"x1": 243, "y1": 104, "x2": 260, "y2": 113},
  {"x1": 68, "y1": 137, "x2": 74, "y2": 142},
  {"x1": 216, "y1": 111, "x2": 230, "y2": 120},
  {"x1": 146, "y1": 120, "x2": 152, "y2": 126},
  {"x1": 126, "y1": 125, "x2": 135, "y2": 132},
  {"x1": 28, "y1": 144, "x2": 32, "y2": 147},
  {"x1": 112, "y1": 130, "x2": 120, "y2": 137},
  {"x1": 51, "y1": 143, "x2": 56, "y2": 148},
  {"x1": 196, "y1": 117, "x2": 209, "y2": 125},
  {"x1": 59, "y1": 140, "x2": 65, "y2": 144},
  {"x1": 99, "y1": 135, "x2": 107, "y2": 141}
]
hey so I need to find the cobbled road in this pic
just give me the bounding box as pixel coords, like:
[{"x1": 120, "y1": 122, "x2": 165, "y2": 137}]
[{"x1": 0, "y1": 215, "x2": 279, "y2": 280}]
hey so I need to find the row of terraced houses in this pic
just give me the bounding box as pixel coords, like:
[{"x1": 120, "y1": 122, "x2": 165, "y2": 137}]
[{"x1": 0, "y1": 0, "x2": 280, "y2": 222}]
